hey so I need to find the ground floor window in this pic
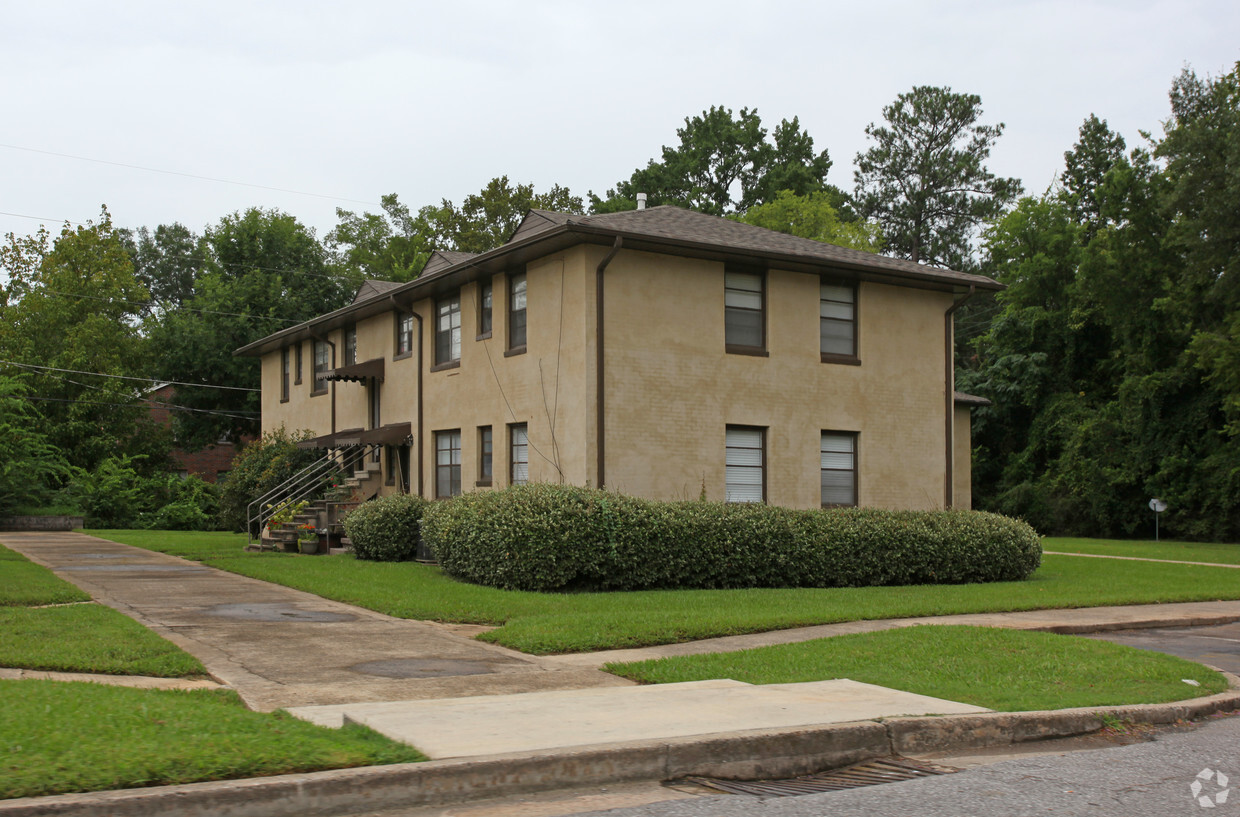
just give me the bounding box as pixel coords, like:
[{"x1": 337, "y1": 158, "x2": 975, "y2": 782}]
[
  {"x1": 725, "y1": 426, "x2": 765, "y2": 503},
  {"x1": 821, "y1": 431, "x2": 857, "y2": 506},
  {"x1": 435, "y1": 430, "x2": 461, "y2": 498},
  {"x1": 510, "y1": 423, "x2": 528, "y2": 485},
  {"x1": 478, "y1": 426, "x2": 493, "y2": 486}
]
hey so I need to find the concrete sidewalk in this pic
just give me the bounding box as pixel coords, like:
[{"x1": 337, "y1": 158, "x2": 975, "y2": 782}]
[{"x1": 0, "y1": 530, "x2": 626, "y2": 711}]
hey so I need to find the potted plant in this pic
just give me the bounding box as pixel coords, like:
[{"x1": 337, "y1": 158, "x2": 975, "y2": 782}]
[{"x1": 297, "y1": 523, "x2": 320, "y2": 554}]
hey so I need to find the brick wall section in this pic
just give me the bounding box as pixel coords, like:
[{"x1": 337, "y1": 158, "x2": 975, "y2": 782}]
[{"x1": 145, "y1": 385, "x2": 249, "y2": 483}]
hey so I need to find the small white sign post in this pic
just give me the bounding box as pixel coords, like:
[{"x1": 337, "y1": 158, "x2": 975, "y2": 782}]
[{"x1": 1149, "y1": 498, "x2": 1167, "y2": 542}]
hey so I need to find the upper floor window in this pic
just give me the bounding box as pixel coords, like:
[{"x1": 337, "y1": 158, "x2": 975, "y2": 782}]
[
  {"x1": 725, "y1": 426, "x2": 765, "y2": 503},
  {"x1": 478, "y1": 278, "x2": 493, "y2": 337},
  {"x1": 294, "y1": 342, "x2": 303, "y2": 385},
  {"x1": 508, "y1": 272, "x2": 527, "y2": 351},
  {"x1": 343, "y1": 325, "x2": 357, "y2": 366},
  {"x1": 820, "y1": 280, "x2": 858, "y2": 363},
  {"x1": 395, "y1": 312, "x2": 413, "y2": 358},
  {"x1": 280, "y1": 347, "x2": 290, "y2": 402},
  {"x1": 312, "y1": 339, "x2": 330, "y2": 395},
  {"x1": 725, "y1": 269, "x2": 764, "y2": 354},
  {"x1": 435, "y1": 294, "x2": 461, "y2": 366},
  {"x1": 821, "y1": 431, "x2": 857, "y2": 507}
]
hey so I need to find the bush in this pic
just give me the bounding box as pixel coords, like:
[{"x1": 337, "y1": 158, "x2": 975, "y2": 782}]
[
  {"x1": 343, "y1": 494, "x2": 431, "y2": 561},
  {"x1": 421, "y1": 484, "x2": 1043, "y2": 592},
  {"x1": 67, "y1": 459, "x2": 222, "y2": 530}
]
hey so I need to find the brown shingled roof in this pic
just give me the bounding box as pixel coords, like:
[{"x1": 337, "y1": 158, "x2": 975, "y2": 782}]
[
  {"x1": 423, "y1": 250, "x2": 480, "y2": 275},
  {"x1": 351, "y1": 279, "x2": 403, "y2": 304}
]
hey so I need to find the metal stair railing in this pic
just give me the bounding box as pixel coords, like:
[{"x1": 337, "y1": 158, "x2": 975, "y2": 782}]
[{"x1": 246, "y1": 444, "x2": 381, "y2": 543}]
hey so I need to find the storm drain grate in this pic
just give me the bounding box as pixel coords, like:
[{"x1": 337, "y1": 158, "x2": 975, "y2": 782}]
[{"x1": 681, "y1": 757, "x2": 959, "y2": 797}]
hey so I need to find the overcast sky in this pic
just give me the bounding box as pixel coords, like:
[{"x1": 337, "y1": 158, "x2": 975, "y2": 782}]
[{"x1": 2, "y1": 0, "x2": 1238, "y2": 248}]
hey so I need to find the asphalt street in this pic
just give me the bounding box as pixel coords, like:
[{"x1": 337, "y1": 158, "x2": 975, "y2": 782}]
[
  {"x1": 568, "y1": 715, "x2": 1240, "y2": 817},
  {"x1": 1088, "y1": 621, "x2": 1240, "y2": 675}
]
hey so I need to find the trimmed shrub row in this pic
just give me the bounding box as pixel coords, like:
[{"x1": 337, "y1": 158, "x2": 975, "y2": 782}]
[
  {"x1": 419, "y1": 483, "x2": 1042, "y2": 592},
  {"x1": 343, "y1": 493, "x2": 430, "y2": 561}
]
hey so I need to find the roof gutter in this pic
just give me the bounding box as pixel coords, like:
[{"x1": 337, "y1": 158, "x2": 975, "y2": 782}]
[
  {"x1": 943, "y1": 285, "x2": 976, "y2": 509},
  {"x1": 595, "y1": 236, "x2": 623, "y2": 490}
]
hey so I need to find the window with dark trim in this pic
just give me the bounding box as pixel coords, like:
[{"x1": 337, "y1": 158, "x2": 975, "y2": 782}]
[
  {"x1": 395, "y1": 312, "x2": 413, "y2": 359},
  {"x1": 510, "y1": 423, "x2": 528, "y2": 485},
  {"x1": 294, "y1": 342, "x2": 303, "y2": 385},
  {"x1": 478, "y1": 278, "x2": 493, "y2": 338},
  {"x1": 820, "y1": 279, "x2": 859, "y2": 363},
  {"x1": 280, "y1": 347, "x2": 290, "y2": 402},
  {"x1": 477, "y1": 426, "x2": 493, "y2": 486},
  {"x1": 821, "y1": 431, "x2": 858, "y2": 507},
  {"x1": 724, "y1": 268, "x2": 765, "y2": 354},
  {"x1": 312, "y1": 340, "x2": 330, "y2": 395},
  {"x1": 343, "y1": 325, "x2": 357, "y2": 366},
  {"x1": 507, "y1": 271, "x2": 527, "y2": 352},
  {"x1": 435, "y1": 293, "x2": 461, "y2": 367},
  {"x1": 725, "y1": 426, "x2": 765, "y2": 503},
  {"x1": 435, "y1": 430, "x2": 461, "y2": 498}
]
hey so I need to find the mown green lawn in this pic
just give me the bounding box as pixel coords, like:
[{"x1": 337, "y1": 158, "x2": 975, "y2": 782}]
[
  {"x1": 606, "y1": 625, "x2": 1229, "y2": 711},
  {"x1": 0, "y1": 545, "x2": 90, "y2": 606},
  {"x1": 0, "y1": 682, "x2": 425, "y2": 800},
  {"x1": 88, "y1": 531, "x2": 1240, "y2": 655},
  {"x1": 1045, "y1": 537, "x2": 1240, "y2": 565}
]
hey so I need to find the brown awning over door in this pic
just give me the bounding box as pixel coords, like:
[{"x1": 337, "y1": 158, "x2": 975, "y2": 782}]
[
  {"x1": 325, "y1": 358, "x2": 384, "y2": 383},
  {"x1": 359, "y1": 422, "x2": 412, "y2": 446},
  {"x1": 296, "y1": 427, "x2": 364, "y2": 449}
]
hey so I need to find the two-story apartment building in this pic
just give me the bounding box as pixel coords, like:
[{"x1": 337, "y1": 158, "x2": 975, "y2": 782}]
[{"x1": 236, "y1": 205, "x2": 1000, "y2": 510}]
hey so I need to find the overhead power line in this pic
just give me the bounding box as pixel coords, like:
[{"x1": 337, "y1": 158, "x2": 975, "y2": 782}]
[
  {"x1": 1, "y1": 361, "x2": 260, "y2": 392},
  {"x1": 0, "y1": 143, "x2": 380, "y2": 207},
  {"x1": 22, "y1": 395, "x2": 257, "y2": 420}
]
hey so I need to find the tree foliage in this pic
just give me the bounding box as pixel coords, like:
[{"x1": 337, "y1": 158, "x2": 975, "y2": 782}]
[
  {"x1": 0, "y1": 211, "x2": 169, "y2": 472},
  {"x1": 737, "y1": 190, "x2": 883, "y2": 252},
  {"x1": 327, "y1": 194, "x2": 438, "y2": 282},
  {"x1": 0, "y1": 375, "x2": 71, "y2": 516},
  {"x1": 961, "y1": 63, "x2": 1240, "y2": 541},
  {"x1": 854, "y1": 86, "x2": 1022, "y2": 269},
  {"x1": 593, "y1": 107, "x2": 833, "y2": 216}
]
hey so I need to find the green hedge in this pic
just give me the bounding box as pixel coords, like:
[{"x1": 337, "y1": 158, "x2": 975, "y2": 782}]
[
  {"x1": 343, "y1": 494, "x2": 430, "y2": 561},
  {"x1": 421, "y1": 484, "x2": 1042, "y2": 592}
]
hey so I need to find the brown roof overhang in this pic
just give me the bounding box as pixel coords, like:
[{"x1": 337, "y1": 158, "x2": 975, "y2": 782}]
[
  {"x1": 325, "y1": 358, "x2": 384, "y2": 383},
  {"x1": 954, "y1": 391, "x2": 992, "y2": 407},
  {"x1": 359, "y1": 422, "x2": 412, "y2": 446},
  {"x1": 296, "y1": 427, "x2": 364, "y2": 450},
  {"x1": 237, "y1": 210, "x2": 1003, "y2": 359}
]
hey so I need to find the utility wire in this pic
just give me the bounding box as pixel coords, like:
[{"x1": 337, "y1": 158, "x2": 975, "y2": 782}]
[
  {"x1": 0, "y1": 143, "x2": 379, "y2": 207},
  {"x1": 1, "y1": 361, "x2": 259, "y2": 392},
  {"x1": 22, "y1": 395, "x2": 256, "y2": 420},
  {"x1": 0, "y1": 209, "x2": 86, "y2": 226}
]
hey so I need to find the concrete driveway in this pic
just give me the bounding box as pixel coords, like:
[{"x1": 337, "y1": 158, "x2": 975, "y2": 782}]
[{"x1": 0, "y1": 530, "x2": 627, "y2": 711}]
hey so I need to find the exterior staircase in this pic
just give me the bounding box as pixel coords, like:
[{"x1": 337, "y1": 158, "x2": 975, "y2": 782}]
[{"x1": 247, "y1": 443, "x2": 384, "y2": 554}]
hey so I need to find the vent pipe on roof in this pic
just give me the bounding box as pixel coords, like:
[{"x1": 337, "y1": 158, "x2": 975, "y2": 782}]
[{"x1": 636, "y1": 193, "x2": 647, "y2": 210}]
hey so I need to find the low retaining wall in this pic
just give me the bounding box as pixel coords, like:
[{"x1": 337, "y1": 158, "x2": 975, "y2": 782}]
[{"x1": 0, "y1": 516, "x2": 84, "y2": 531}]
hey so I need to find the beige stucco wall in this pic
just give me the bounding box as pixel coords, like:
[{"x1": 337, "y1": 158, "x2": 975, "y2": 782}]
[
  {"x1": 596, "y1": 247, "x2": 953, "y2": 511},
  {"x1": 260, "y1": 244, "x2": 963, "y2": 511}
]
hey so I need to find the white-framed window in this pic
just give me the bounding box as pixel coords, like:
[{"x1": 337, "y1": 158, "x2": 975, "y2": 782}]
[
  {"x1": 312, "y1": 339, "x2": 330, "y2": 394},
  {"x1": 478, "y1": 278, "x2": 493, "y2": 337},
  {"x1": 435, "y1": 430, "x2": 461, "y2": 498},
  {"x1": 395, "y1": 312, "x2": 413, "y2": 358},
  {"x1": 436, "y1": 294, "x2": 461, "y2": 365},
  {"x1": 343, "y1": 325, "x2": 357, "y2": 366},
  {"x1": 725, "y1": 426, "x2": 765, "y2": 503},
  {"x1": 508, "y1": 272, "x2": 527, "y2": 350},
  {"x1": 821, "y1": 431, "x2": 857, "y2": 507},
  {"x1": 478, "y1": 426, "x2": 493, "y2": 485},
  {"x1": 510, "y1": 423, "x2": 528, "y2": 485}
]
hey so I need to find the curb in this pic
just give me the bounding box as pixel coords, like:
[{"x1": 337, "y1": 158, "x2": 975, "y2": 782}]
[
  {"x1": 4, "y1": 682, "x2": 1239, "y2": 817},
  {"x1": 1029, "y1": 614, "x2": 1240, "y2": 635}
]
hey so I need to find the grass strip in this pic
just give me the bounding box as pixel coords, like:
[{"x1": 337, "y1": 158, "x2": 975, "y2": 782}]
[
  {"x1": 0, "y1": 681, "x2": 425, "y2": 799},
  {"x1": 90, "y1": 531, "x2": 1240, "y2": 655},
  {"x1": 82, "y1": 529, "x2": 251, "y2": 561},
  {"x1": 0, "y1": 605, "x2": 207, "y2": 677},
  {"x1": 605, "y1": 625, "x2": 1229, "y2": 711},
  {"x1": 0, "y1": 545, "x2": 90, "y2": 606},
  {"x1": 1046, "y1": 537, "x2": 1240, "y2": 565}
]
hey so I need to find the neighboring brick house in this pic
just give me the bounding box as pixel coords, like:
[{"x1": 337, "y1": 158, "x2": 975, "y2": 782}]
[
  {"x1": 143, "y1": 384, "x2": 247, "y2": 483},
  {"x1": 236, "y1": 205, "x2": 999, "y2": 510}
]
